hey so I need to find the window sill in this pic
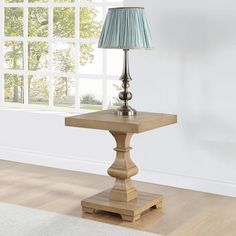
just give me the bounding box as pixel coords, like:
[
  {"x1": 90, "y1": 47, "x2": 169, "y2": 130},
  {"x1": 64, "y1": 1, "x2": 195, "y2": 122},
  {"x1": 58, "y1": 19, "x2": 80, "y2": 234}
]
[{"x1": 0, "y1": 105, "x2": 96, "y2": 117}]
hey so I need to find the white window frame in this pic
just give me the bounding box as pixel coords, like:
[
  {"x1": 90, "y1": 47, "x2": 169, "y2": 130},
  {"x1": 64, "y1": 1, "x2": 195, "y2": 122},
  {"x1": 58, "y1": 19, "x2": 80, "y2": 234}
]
[{"x1": 0, "y1": 0, "x2": 123, "y2": 113}]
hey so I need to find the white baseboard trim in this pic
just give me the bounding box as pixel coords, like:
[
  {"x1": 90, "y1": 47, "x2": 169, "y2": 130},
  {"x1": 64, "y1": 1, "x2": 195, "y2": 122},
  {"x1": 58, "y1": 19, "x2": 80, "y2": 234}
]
[
  {"x1": 0, "y1": 146, "x2": 235, "y2": 198},
  {"x1": 0, "y1": 146, "x2": 108, "y2": 175}
]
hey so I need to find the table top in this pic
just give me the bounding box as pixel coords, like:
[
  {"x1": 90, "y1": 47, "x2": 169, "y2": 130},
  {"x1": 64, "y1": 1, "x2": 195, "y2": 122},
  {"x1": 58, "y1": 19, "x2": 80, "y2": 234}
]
[{"x1": 65, "y1": 109, "x2": 177, "y2": 134}]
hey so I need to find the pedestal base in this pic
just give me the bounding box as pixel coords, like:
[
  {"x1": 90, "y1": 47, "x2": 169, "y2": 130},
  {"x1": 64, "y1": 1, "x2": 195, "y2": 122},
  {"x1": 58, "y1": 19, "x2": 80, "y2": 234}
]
[{"x1": 81, "y1": 189, "x2": 162, "y2": 222}]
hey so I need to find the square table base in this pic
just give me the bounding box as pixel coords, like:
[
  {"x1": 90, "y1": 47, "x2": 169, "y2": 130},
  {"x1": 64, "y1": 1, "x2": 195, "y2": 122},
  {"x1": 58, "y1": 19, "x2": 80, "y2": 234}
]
[{"x1": 81, "y1": 189, "x2": 163, "y2": 222}]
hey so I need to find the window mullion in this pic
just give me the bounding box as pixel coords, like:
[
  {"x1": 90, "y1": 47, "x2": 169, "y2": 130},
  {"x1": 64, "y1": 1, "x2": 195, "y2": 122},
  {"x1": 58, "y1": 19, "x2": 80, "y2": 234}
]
[
  {"x1": 3, "y1": 2, "x2": 121, "y2": 8},
  {"x1": 23, "y1": 1, "x2": 29, "y2": 106},
  {"x1": 75, "y1": 0, "x2": 80, "y2": 112},
  {"x1": 0, "y1": 2, "x2": 4, "y2": 105},
  {"x1": 48, "y1": 1, "x2": 54, "y2": 108},
  {"x1": 102, "y1": 50, "x2": 108, "y2": 110},
  {"x1": 102, "y1": 6, "x2": 108, "y2": 110}
]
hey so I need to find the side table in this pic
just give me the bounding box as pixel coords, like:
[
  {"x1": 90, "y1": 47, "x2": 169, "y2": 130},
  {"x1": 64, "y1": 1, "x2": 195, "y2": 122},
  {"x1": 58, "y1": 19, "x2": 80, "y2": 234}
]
[{"x1": 65, "y1": 109, "x2": 177, "y2": 222}]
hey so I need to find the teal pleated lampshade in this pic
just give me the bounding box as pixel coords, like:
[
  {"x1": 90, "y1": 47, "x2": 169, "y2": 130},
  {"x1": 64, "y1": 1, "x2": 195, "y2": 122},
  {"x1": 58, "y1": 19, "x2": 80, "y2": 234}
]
[{"x1": 98, "y1": 7, "x2": 153, "y2": 49}]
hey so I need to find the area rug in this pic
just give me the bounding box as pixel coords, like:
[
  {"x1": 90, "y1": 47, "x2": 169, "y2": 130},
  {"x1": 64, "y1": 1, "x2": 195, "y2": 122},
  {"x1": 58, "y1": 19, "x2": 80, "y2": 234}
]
[{"x1": 0, "y1": 202, "x2": 161, "y2": 236}]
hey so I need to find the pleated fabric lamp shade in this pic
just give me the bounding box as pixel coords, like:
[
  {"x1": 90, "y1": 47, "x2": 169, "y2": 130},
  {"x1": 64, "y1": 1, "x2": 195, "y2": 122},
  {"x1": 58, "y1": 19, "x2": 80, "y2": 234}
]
[{"x1": 98, "y1": 7, "x2": 153, "y2": 49}]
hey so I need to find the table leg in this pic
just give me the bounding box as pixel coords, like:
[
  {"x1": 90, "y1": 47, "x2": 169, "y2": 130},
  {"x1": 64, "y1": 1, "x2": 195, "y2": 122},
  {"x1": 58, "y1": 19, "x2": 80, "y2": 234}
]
[
  {"x1": 108, "y1": 131, "x2": 138, "y2": 202},
  {"x1": 81, "y1": 131, "x2": 162, "y2": 222}
]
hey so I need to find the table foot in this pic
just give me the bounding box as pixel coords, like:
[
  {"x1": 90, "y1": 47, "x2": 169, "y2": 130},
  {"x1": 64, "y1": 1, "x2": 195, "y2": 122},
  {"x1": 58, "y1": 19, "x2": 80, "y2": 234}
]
[
  {"x1": 151, "y1": 203, "x2": 162, "y2": 209},
  {"x1": 81, "y1": 189, "x2": 162, "y2": 222},
  {"x1": 82, "y1": 206, "x2": 95, "y2": 214},
  {"x1": 121, "y1": 214, "x2": 141, "y2": 222}
]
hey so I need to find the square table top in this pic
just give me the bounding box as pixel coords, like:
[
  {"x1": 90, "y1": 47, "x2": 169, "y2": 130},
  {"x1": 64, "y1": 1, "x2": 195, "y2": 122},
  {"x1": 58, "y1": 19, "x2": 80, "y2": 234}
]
[{"x1": 65, "y1": 109, "x2": 177, "y2": 134}]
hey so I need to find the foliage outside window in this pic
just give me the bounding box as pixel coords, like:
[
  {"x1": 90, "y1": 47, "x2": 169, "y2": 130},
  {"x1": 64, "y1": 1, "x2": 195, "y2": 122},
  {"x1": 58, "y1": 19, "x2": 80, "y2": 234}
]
[{"x1": 1, "y1": 0, "x2": 123, "y2": 111}]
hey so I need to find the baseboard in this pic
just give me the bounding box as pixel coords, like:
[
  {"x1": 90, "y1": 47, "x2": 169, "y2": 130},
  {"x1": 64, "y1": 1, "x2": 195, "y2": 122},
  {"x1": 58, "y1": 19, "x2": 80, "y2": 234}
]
[
  {"x1": 0, "y1": 146, "x2": 108, "y2": 175},
  {"x1": 0, "y1": 146, "x2": 235, "y2": 198}
]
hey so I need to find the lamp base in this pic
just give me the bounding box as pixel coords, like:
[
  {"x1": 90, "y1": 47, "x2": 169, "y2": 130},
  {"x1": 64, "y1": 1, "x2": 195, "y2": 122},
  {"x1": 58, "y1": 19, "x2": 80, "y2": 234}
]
[{"x1": 115, "y1": 105, "x2": 137, "y2": 116}]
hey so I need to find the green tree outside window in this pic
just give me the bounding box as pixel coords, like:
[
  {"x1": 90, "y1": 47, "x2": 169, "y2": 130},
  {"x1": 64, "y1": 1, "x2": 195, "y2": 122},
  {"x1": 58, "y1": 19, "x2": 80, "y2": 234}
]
[{"x1": 4, "y1": 3, "x2": 102, "y2": 106}]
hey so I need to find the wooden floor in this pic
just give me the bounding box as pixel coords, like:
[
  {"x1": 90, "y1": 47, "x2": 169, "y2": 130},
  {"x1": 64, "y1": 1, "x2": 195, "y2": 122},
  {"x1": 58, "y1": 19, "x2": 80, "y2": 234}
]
[{"x1": 0, "y1": 160, "x2": 236, "y2": 236}]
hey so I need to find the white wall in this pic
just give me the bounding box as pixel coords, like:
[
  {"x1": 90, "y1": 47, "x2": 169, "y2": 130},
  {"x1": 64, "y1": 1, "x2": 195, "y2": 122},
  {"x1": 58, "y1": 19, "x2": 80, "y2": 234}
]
[
  {"x1": 1, "y1": 0, "x2": 236, "y2": 197},
  {"x1": 0, "y1": 108, "x2": 115, "y2": 172},
  {"x1": 125, "y1": 0, "x2": 236, "y2": 195}
]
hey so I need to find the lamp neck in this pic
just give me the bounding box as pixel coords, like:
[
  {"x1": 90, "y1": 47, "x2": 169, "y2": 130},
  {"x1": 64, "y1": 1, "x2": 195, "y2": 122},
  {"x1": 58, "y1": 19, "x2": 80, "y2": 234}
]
[
  {"x1": 122, "y1": 49, "x2": 130, "y2": 77},
  {"x1": 116, "y1": 49, "x2": 136, "y2": 116}
]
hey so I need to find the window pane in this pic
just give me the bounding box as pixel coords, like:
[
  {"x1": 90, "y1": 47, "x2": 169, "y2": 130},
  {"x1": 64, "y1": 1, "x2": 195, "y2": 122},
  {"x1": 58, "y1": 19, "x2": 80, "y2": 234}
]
[
  {"x1": 4, "y1": 74, "x2": 24, "y2": 103},
  {"x1": 54, "y1": 77, "x2": 75, "y2": 107},
  {"x1": 28, "y1": 8, "x2": 48, "y2": 37},
  {"x1": 5, "y1": 0, "x2": 23, "y2": 2},
  {"x1": 28, "y1": 0, "x2": 48, "y2": 2},
  {"x1": 79, "y1": 0, "x2": 102, "y2": 2},
  {"x1": 53, "y1": 43, "x2": 75, "y2": 73},
  {"x1": 80, "y1": 7, "x2": 102, "y2": 38},
  {"x1": 4, "y1": 41, "x2": 24, "y2": 70},
  {"x1": 53, "y1": 8, "x2": 75, "y2": 38},
  {"x1": 106, "y1": 49, "x2": 123, "y2": 76},
  {"x1": 54, "y1": 0, "x2": 74, "y2": 2},
  {"x1": 79, "y1": 79, "x2": 102, "y2": 111},
  {"x1": 29, "y1": 75, "x2": 49, "y2": 105},
  {"x1": 79, "y1": 43, "x2": 102, "y2": 74},
  {"x1": 4, "y1": 8, "x2": 23, "y2": 37},
  {"x1": 28, "y1": 42, "x2": 48, "y2": 71},
  {"x1": 107, "y1": 80, "x2": 122, "y2": 108}
]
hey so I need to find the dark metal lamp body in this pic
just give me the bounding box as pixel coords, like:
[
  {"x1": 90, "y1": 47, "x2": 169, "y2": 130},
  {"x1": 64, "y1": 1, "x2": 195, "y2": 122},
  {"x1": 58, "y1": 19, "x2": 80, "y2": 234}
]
[{"x1": 115, "y1": 49, "x2": 137, "y2": 116}]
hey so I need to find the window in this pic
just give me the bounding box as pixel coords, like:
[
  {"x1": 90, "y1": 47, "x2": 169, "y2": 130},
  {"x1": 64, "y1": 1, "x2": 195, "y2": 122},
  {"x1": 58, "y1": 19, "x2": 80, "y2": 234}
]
[{"x1": 0, "y1": 0, "x2": 123, "y2": 112}]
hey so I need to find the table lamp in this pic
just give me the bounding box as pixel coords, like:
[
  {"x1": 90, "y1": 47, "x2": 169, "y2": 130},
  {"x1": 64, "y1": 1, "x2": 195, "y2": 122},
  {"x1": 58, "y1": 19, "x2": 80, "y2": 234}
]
[{"x1": 98, "y1": 7, "x2": 153, "y2": 116}]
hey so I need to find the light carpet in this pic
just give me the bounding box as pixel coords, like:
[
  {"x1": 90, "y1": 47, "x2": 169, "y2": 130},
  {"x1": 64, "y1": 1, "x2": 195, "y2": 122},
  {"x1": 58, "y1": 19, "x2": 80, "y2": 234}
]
[{"x1": 0, "y1": 202, "x2": 161, "y2": 236}]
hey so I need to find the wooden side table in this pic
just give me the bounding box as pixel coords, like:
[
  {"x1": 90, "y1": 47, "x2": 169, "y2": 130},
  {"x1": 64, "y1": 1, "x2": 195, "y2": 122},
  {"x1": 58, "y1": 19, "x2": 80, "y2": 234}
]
[{"x1": 65, "y1": 109, "x2": 177, "y2": 222}]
